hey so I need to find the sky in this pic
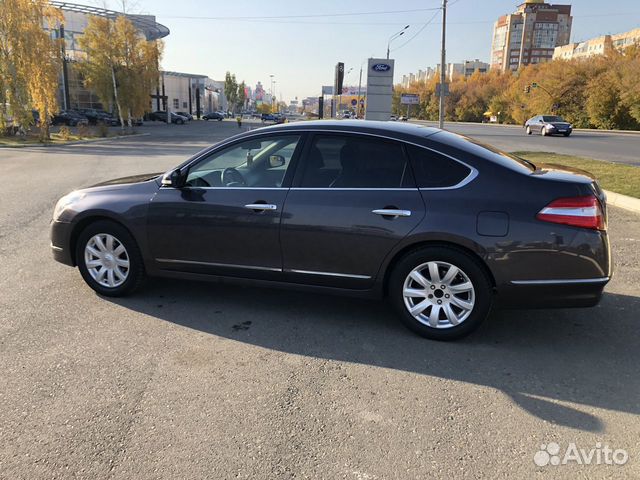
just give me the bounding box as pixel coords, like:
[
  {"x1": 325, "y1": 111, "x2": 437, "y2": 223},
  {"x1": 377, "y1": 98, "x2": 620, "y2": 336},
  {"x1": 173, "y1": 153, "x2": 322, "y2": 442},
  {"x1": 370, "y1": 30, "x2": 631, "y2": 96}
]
[{"x1": 101, "y1": 0, "x2": 640, "y2": 102}]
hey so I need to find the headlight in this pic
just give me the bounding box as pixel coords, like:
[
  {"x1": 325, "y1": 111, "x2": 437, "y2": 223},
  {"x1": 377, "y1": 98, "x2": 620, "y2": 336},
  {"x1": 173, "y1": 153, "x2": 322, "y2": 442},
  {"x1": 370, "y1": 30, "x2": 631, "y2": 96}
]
[{"x1": 53, "y1": 191, "x2": 85, "y2": 221}]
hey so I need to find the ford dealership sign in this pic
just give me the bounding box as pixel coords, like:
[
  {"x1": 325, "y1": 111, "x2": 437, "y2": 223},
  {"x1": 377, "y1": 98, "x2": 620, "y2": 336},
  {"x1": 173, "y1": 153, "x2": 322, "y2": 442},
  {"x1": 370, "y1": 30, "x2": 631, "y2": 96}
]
[{"x1": 371, "y1": 63, "x2": 391, "y2": 72}]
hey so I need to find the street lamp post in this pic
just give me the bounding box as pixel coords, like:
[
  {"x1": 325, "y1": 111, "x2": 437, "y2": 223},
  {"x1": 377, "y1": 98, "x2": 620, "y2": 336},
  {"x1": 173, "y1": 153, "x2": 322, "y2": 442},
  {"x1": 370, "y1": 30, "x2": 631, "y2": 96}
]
[
  {"x1": 269, "y1": 74, "x2": 275, "y2": 113},
  {"x1": 387, "y1": 25, "x2": 409, "y2": 59}
]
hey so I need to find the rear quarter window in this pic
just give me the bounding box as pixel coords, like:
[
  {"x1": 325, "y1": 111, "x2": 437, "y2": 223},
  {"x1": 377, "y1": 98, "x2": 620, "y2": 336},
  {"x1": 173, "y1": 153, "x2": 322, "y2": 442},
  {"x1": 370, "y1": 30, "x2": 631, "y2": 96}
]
[{"x1": 406, "y1": 144, "x2": 472, "y2": 188}]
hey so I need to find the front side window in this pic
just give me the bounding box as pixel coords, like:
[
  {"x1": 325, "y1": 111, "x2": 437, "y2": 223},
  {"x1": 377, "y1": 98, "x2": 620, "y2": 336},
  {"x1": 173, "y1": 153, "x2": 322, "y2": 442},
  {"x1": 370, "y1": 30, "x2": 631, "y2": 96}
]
[
  {"x1": 406, "y1": 145, "x2": 472, "y2": 188},
  {"x1": 185, "y1": 135, "x2": 301, "y2": 188},
  {"x1": 300, "y1": 134, "x2": 411, "y2": 188}
]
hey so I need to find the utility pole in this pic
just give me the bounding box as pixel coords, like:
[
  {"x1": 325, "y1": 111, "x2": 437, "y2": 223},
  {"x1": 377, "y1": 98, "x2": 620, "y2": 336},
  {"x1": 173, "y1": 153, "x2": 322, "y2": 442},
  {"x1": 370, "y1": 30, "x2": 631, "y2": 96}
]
[
  {"x1": 357, "y1": 65, "x2": 363, "y2": 118},
  {"x1": 59, "y1": 24, "x2": 70, "y2": 111},
  {"x1": 438, "y1": 0, "x2": 447, "y2": 129}
]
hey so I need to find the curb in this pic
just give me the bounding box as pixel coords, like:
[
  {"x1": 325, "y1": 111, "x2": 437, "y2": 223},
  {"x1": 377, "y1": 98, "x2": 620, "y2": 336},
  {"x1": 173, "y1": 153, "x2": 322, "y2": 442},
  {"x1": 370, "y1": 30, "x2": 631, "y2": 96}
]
[
  {"x1": 0, "y1": 132, "x2": 149, "y2": 148},
  {"x1": 604, "y1": 190, "x2": 640, "y2": 214}
]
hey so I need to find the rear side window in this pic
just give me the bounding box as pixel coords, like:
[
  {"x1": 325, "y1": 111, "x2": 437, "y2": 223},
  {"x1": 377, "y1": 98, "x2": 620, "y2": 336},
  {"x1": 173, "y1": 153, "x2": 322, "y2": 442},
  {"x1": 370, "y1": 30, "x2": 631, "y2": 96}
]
[
  {"x1": 300, "y1": 134, "x2": 412, "y2": 188},
  {"x1": 406, "y1": 145, "x2": 472, "y2": 188}
]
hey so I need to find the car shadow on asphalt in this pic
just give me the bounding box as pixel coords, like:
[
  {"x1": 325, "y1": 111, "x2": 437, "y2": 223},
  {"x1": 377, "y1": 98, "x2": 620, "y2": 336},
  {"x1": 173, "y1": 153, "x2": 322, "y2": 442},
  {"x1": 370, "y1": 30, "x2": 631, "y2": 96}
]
[{"x1": 107, "y1": 279, "x2": 640, "y2": 433}]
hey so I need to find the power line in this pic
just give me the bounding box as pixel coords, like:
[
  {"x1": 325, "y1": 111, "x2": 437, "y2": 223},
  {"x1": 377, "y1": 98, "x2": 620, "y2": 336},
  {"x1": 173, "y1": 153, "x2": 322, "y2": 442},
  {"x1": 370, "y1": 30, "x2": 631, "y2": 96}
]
[
  {"x1": 158, "y1": 6, "x2": 441, "y2": 21},
  {"x1": 391, "y1": 10, "x2": 440, "y2": 52}
]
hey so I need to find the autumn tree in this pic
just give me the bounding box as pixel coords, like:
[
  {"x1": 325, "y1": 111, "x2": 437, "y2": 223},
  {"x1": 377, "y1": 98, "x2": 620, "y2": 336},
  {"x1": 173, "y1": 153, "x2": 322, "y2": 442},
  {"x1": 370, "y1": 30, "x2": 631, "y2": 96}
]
[
  {"x1": 223, "y1": 72, "x2": 238, "y2": 113},
  {"x1": 0, "y1": 0, "x2": 62, "y2": 140},
  {"x1": 394, "y1": 47, "x2": 640, "y2": 130},
  {"x1": 79, "y1": 14, "x2": 161, "y2": 131}
]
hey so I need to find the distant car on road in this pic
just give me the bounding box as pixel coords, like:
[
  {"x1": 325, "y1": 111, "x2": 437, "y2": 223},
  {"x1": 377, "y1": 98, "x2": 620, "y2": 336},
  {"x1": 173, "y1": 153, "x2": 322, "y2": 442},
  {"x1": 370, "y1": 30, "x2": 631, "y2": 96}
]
[
  {"x1": 175, "y1": 111, "x2": 193, "y2": 121},
  {"x1": 261, "y1": 113, "x2": 285, "y2": 124},
  {"x1": 525, "y1": 115, "x2": 573, "y2": 137},
  {"x1": 150, "y1": 111, "x2": 187, "y2": 124},
  {"x1": 203, "y1": 111, "x2": 224, "y2": 121},
  {"x1": 50, "y1": 120, "x2": 611, "y2": 341},
  {"x1": 51, "y1": 111, "x2": 89, "y2": 127}
]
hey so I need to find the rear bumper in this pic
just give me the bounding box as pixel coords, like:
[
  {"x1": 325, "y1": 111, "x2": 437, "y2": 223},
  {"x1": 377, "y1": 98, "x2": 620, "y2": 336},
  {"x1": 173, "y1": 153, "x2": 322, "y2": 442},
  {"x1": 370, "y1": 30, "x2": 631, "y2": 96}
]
[{"x1": 497, "y1": 277, "x2": 609, "y2": 308}]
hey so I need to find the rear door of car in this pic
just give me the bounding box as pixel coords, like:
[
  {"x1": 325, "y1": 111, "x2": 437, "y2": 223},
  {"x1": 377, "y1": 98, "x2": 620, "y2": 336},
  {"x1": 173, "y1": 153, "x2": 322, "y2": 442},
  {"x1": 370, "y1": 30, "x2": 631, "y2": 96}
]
[{"x1": 279, "y1": 132, "x2": 426, "y2": 289}]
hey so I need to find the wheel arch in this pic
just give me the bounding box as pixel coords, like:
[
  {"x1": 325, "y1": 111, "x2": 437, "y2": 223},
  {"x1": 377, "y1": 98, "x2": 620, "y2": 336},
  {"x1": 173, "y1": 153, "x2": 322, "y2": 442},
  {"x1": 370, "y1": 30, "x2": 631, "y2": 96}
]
[
  {"x1": 69, "y1": 214, "x2": 137, "y2": 267},
  {"x1": 381, "y1": 240, "x2": 497, "y2": 297}
]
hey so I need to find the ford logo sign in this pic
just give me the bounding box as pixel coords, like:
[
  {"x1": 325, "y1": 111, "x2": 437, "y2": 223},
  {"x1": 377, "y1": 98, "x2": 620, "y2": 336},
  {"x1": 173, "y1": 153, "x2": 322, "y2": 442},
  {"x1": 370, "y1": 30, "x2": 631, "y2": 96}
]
[{"x1": 371, "y1": 63, "x2": 391, "y2": 72}]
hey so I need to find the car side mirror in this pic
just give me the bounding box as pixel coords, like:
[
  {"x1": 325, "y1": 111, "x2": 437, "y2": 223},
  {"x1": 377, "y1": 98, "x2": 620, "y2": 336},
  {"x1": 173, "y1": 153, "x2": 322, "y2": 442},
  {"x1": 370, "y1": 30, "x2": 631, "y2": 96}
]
[
  {"x1": 269, "y1": 155, "x2": 285, "y2": 168},
  {"x1": 538, "y1": 119, "x2": 544, "y2": 123},
  {"x1": 161, "y1": 168, "x2": 186, "y2": 188}
]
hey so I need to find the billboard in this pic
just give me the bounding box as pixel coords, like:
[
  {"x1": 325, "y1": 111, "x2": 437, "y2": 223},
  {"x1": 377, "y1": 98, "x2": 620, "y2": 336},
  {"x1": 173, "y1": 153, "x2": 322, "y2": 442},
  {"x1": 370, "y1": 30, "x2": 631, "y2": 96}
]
[
  {"x1": 365, "y1": 58, "x2": 394, "y2": 121},
  {"x1": 334, "y1": 62, "x2": 344, "y2": 98},
  {"x1": 321, "y1": 85, "x2": 334, "y2": 95},
  {"x1": 400, "y1": 93, "x2": 420, "y2": 105}
]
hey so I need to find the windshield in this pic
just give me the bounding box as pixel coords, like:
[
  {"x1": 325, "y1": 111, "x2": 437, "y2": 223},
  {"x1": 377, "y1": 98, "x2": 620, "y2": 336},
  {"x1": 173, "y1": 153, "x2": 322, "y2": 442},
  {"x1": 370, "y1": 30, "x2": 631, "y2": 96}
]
[{"x1": 542, "y1": 116, "x2": 564, "y2": 122}]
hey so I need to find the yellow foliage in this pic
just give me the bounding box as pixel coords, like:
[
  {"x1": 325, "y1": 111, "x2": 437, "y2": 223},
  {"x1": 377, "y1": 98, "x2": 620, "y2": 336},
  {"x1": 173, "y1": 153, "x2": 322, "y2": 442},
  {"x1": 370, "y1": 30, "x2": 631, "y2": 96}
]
[{"x1": 0, "y1": 0, "x2": 62, "y2": 139}]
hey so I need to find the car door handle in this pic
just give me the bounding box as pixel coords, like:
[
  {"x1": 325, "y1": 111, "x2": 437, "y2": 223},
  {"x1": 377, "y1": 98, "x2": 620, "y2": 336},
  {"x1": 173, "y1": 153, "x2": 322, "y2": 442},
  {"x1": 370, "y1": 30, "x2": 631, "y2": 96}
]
[
  {"x1": 372, "y1": 209, "x2": 411, "y2": 217},
  {"x1": 244, "y1": 203, "x2": 277, "y2": 211}
]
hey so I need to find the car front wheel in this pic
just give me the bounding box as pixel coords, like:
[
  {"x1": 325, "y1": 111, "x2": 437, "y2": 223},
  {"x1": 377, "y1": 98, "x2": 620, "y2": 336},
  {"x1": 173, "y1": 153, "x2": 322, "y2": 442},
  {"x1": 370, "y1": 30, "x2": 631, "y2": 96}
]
[
  {"x1": 76, "y1": 220, "x2": 145, "y2": 297},
  {"x1": 526, "y1": 126, "x2": 532, "y2": 135},
  {"x1": 389, "y1": 246, "x2": 493, "y2": 340}
]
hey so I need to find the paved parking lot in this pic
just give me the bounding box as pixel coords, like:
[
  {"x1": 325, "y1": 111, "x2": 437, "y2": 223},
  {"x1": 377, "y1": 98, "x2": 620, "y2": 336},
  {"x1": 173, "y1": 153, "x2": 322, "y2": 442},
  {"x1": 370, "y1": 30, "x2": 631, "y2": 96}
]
[{"x1": 1, "y1": 120, "x2": 639, "y2": 479}]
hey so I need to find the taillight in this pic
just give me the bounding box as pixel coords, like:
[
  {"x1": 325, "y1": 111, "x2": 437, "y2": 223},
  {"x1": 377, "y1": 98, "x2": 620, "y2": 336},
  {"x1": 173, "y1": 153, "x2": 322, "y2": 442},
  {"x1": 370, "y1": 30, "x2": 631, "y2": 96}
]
[{"x1": 536, "y1": 195, "x2": 605, "y2": 230}]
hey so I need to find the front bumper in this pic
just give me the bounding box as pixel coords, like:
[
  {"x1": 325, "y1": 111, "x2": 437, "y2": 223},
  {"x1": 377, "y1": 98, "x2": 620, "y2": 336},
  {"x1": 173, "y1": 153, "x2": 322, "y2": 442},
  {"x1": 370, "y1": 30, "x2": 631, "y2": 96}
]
[
  {"x1": 50, "y1": 220, "x2": 74, "y2": 266},
  {"x1": 547, "y1": 126, "x2": 572, "y2": 135}
]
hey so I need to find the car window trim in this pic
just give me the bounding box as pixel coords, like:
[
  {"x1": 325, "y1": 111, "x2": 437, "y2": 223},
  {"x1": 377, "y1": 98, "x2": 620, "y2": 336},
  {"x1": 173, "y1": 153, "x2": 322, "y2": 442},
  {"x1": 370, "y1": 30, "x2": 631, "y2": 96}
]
[{"x1": 164, "y1": 128, "x2": 478, "y2": 191}]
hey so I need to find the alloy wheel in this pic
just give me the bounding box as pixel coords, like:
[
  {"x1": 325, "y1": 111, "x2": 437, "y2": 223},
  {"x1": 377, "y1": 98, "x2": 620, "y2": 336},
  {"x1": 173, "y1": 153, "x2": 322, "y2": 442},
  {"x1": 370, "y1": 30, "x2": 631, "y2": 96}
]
[
  {"x1": 402, "y1": 261, "x2": 475, "y2": 329},
  {"x1": 84, "y1": 233, "x2": 130, "y2": 288}
]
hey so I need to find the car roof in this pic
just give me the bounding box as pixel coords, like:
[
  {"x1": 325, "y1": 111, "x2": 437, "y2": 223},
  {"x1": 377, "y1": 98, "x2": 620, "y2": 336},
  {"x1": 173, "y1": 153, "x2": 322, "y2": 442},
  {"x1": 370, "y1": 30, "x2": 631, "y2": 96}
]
[{"x1": 252, "y1": 120, "x2": 441, "y2": 139}]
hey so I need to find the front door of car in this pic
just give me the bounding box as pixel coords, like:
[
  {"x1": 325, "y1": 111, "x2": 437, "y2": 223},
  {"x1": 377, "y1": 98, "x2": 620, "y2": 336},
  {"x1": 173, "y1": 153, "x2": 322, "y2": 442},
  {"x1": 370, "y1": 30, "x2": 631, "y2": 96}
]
[
  {"x1": 147, "y1": 133, "x2": 304, "y2": 279},
  {"x1": 280, "y1": 133, "x2": 426, "y2": 289}
]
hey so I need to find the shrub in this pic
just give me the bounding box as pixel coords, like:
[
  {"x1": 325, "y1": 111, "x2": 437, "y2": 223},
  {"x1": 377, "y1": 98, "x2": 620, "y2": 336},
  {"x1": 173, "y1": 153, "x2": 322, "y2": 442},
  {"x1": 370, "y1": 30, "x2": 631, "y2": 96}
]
[{"x1": 58, "y1": 126, "x2": 72, "y2": 141}]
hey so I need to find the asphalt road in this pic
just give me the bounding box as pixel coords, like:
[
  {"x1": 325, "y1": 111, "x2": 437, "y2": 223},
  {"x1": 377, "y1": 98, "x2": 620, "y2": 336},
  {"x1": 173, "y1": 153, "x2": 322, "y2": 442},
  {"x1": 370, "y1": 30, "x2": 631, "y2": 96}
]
[
  {"x1": 413, "y1": 120, "x2": 640, "y2": 166},
  {"x1": 1, "y1": 120, "x2": 640, "y2": 479}
]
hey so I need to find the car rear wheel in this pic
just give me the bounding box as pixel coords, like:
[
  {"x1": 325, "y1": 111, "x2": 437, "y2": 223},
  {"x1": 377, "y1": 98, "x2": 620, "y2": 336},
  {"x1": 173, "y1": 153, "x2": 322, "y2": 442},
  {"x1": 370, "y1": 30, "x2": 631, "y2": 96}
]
[
  {"x1": 76, "y1": 220, "x2": 145, "y2": 297},
  {"x1": 389, "y1": 246, "x2": 493, "y2": 340}
]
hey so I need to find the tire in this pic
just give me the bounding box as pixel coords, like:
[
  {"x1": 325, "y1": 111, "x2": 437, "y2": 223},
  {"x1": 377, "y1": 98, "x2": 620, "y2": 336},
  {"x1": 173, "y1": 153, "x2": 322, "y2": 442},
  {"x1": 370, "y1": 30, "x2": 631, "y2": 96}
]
[
  {"x1": 541, "y1": 128, "x2": 546, "y2": 136},
  {"x1": 218, "y1": 118, "x2": 222, "y2": 121},
  {"x1": 388, "y1": 246, "x2": 493, "y2": 340},
  {"x1": 563, "y1": 132, "x2": 571, "y2": 137},
  {"x1": 76, "y1": 220, "x2": 145, "y2": 297},
  {"x1": 177, "y1": 119, "x2": 184, "y2": 125},
  {"x1": 526, "y1": 126, "x2": 532, "y2": 135}
]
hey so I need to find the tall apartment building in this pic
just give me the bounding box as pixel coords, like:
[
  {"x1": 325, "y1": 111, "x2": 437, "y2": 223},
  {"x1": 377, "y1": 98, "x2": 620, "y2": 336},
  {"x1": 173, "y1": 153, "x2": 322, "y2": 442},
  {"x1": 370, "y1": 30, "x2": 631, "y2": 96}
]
[
  {"x1": 553, "y1": 28, "x2": 640, "y2": 61},
  {"x1": 490, "y1": 0, "x2": 572, "y2": 72},
  {"x1": 463, "y1": 59, "x2": 490, "y2": 76}
]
